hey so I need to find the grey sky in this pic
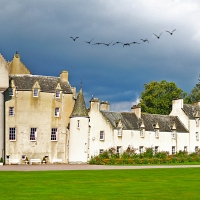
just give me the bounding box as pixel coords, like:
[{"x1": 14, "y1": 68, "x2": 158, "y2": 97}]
[{"x1": 1, "y1": 0, "x2": 200, "y2": 111}]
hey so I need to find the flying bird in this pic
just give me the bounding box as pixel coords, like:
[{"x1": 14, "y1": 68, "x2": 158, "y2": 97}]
[
  {"x1": 85, "y1": 38, "x2": 94, "y2": 44},
  {"x1": 140, "y1": 39, "x2": 149, "y2": 43},
  {"x1": 93, "y1": 43, "x2": 103, "y2": 45},
  {"x1": 102, "y1": 41, "x2": 113, "y2": 46},
  {"x1": 123, "y1": 43, "x2": 130, "y2": 46},
  {"x1": 166, "y1": 29, "x2": 176, "y2": 35},
  {"x1": 112, "y1": 42, "x2": 123, "y2": 45},
  {"x1": 70, "y1": 36, "x2": 79, "y2": 41},
  {"x1": 153, "y1": 33, "x2": 162, "y2": 39},
  {"x1": 131, "y1": 42, "x2": 140, "y2": 44}
]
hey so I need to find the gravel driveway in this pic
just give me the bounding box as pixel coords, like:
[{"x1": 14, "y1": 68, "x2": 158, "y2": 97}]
[{"x1": 0, "y1": 164, "x2": 200, "y2": 171}]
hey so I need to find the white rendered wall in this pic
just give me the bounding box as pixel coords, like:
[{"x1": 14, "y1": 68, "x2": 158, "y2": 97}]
[{"x1": 69, "y1": 117, "x2": 89, "y2": 163}]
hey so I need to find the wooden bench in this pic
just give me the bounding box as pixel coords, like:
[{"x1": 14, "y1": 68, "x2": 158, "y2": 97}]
[
  {"x1": 9, "y1": 159, "x2": 20, "y2": 165},
  {"x1": 30, "y1": 159, "x2": 41, "y2": 164},
  {"x1": 52, "y1": 158, "x2": 63, "y2": 164}
]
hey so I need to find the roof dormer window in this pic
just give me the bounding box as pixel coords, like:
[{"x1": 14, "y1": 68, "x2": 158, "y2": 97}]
[
  {"x1": 33, "y1": 89, "x2": 39, "y2": 97},
  {"x1": 55, "y1": 91, "x2": 60, "y2": 98}
]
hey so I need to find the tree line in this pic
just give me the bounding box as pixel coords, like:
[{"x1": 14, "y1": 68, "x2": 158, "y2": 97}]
[{"x1": 139, "y1": 75, "x2": 200, "y2": 115}]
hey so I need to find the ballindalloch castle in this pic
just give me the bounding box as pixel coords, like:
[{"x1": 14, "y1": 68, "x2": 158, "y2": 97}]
[{"x1": 0, "y1": 52, "x2": 200, "y2": 164}]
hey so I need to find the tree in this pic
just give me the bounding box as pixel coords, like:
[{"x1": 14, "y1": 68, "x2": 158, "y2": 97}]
[
  {"x1": 185, "y1": 75, "x2": 200, "y2": 104},
  {"x1": 139, "y1": 80, "x2": 187, "y2": 115}
]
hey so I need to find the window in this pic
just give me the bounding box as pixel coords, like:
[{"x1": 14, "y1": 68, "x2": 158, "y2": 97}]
[
  {"x1": 195, "y1": 146, "x2": 199, "y2": 154},
  {"x1": 195, "y1": 118, "x2": 199, "y2": 127},
  {"x1": 172, "y1": 130, "x2": 176, "y2": 139},
  {"x1": 196, "y1": 132, "x2": 199, "y2": 141},
  {"x1": 139, "y1": 146, "x2": 144, "y2": 154},
  {"x1": 55, "y1": 108, "x2": 60, "y2": 117},
  {"x1": 140, "y1": 129, "x2": 145, "y2": 137},
  {"x1": 51, "y1": 128, "x2": 57, "y2": 141},
  {"x1": 55, "y1": 91, "x2": 60, "y2": 98},
  {"x1": 118, "y1": 128, "x2": 122, "y2": 137},
  {"x1": 155, "y1": 129, "x2": 159, "y2": 138},
  {"x1": 100, "y1": 131, "x2": 105, "y2": 140},
  {"x1": 184, "y1": 146, "x2": 187, "y2": 152},
  {"x1": 117, "y1": 146, "x2": 122, "y2": 154},
  {"x1": 30, "y1": 128, "x2": 37, "y2": 141},
  {"x1": 9, "y1": 107, "x2": 14, "y2": 116},
  {"x1": 77, "y1": 120, "x2": 80, "y2": 128},
  {"x1": 99, "y1": 149, "x2": 104, "y2": 154},
  {"x1": 155, "y1": 146, "x2": 159, "y2": 154},
  {"x1": 33, "y1": 89, "x2": 39, "y2": 97},
  {"x1": 9, "y1": 127, "x2": 16, "y2": 141},
  {"x1": 172, "y1": 146, "x2": 176, "y2": 155},
  {"x1": 9, "y1": 88, "x2": 14, "y2": 96}
]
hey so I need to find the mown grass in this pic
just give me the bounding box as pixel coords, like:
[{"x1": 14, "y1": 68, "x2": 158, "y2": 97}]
[{"x1": 0, "y1": 168, "x2": 200, "y2": 199}]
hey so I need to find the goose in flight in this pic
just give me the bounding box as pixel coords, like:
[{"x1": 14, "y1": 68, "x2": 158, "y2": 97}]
[
  {"x1": 102, "y1": 41, "x2": 113, "y2": 46},
  {"x1": 113, "y1": 42, "x2": 123, "y2": 45},
  {"x1": 85, "y1": 38, "x2": 94, "y2": 44},
  {"x1": 140, "y1": 38, "x2": 149, "y2": 43},
  {"x1": 153, "y1": 33, "x2": 162, "y2": 39},
  {"x1": 70, "y1": 36, "x2": 79, "y2": 41},
  {"x1": 166, "y1": 29, "x2": 176, "y2": 35},
  {"x1": 131, "y1": 41, "x2": 140, "y2": 44},
  {"x1": 123, "y1": 43, "x2": 131, "y2": 47},
  {"x1": 93, "y1": 43, "x2": 103, "y2": 45}
]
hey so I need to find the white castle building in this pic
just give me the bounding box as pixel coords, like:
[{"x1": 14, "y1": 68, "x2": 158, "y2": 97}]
[{"x1": 0, "y1": 52, "x2": 200, "y2": 164}]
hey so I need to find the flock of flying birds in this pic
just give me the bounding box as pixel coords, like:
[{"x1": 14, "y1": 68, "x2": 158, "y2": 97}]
[{"x1": 70, "y1": 29, "x2": 176, "y2": 47}]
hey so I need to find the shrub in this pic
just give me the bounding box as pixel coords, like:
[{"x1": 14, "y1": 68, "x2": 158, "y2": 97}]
[
  {"x1": 143, "y1": 158, "x2": 149, "y2": 164},
  {"x1": 0, "y1": 157, "x2": 3, "y2": 162},
  {"x1": 143, "y1": 148, "x2": 154, "y2": 158}
]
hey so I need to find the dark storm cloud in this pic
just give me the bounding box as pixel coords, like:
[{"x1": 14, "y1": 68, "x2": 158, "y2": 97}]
[{"x1": 1, "y1": 0, "x2": 200, "y2": 111}]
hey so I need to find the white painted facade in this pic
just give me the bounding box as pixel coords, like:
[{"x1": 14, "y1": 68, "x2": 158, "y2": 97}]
[{"x1": 68, "y1": 117, "x2": 89, "y2": 163}]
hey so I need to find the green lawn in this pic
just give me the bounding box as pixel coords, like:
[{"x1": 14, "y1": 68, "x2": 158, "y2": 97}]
[{"x1": 0, "y1": 168, "x2": 200, "y2": 199}]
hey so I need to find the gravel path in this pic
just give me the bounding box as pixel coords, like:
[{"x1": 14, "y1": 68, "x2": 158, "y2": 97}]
[{"x1": 0, "y1": 164, "x2": 200, "y2": 171}]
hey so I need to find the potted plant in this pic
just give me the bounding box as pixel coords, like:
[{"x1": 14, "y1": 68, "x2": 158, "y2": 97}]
[{"x1": 0, "y1": 157, "x2": 3, "y2": 166}]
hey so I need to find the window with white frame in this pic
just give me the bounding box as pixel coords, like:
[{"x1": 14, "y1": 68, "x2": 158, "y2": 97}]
[
  {"x1": 195, "y1": 118, "x2": 199, "y2": 127},
  {"x1": 118, "y1": 128, "x2": 122, "y2": 137},
  {"x1": 184, "y1": 146, "x2": 187, "y2": 152},
  {"x1": 196, "y1": 132, "x2": 199, "y2": 141},
  {"x1": 171, "y1": 130, "x2": 176, "y2": 139},
  {"x1": 140, "y1": 129, "x2": 145, "y2": 137},
  {"x1": 155, "y1": 129, "x2": 159, "y2": 138},
  {"x1": 30, "y1": 128, "x2": 37, "y2": 141},
  {"x1": 55, "y1": 107, "x2": 60, "y2": 117},
  {"x1": 51, "y1": 128, "x2": 57, "y2": 141},
  {"x1": 195, "y1": 146, "x2": 199, "y2": 154},
  {"x1": 100, "y1": 131, "x2": 105, "y2": 140},
  {"x1": 9, "y1": 127, "x2": 16, "y2": 141},
  {"x1": 9, "y1": 107, "x2": 14, "y2": 116},
  {"x1": 139, "y1": 146, "x2": 144, "y2": 154},
  {"x1": 99, "y1": 149, "x2": 104, "y2": 154},
  {"x1": 9, "y1": 88, "x2": 14, "y2": 96},
  {"x1": 172, "y1": 146, "x2": 176, "y2": 155},
  {"x1": 55, "y1": 91, "x2": 60, "y2": 98},
  {"x1": 155, "y1": 146, "x2": 159, "y2": 154},
  {"x1": 33, "y1": 89, "x2": 39, "y2": 97},
  {"x1": 117, "y1": 146, "x2": 122, "y2": 154},
  {"x1": 77, "y1": 120, "x2": 80, "y2": 128}
]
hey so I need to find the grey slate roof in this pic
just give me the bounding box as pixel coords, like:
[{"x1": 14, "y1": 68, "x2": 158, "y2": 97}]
[
  {"x1": 9, "y1": 75, "x2": 73, "y2": 94},
  {"x1": 183, "y1": 104, "x2": 200, "y2": 119},
  {"x1": 141, "y1": 113, "x2": 188, "y2": 133},
  {"x1": 70, "y1": 89, "x2": 89, "y2": 117},
  {"x1": 101, "y1": 111, "x2": 188, "y2": 133}
]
